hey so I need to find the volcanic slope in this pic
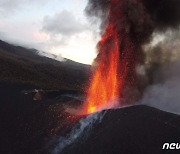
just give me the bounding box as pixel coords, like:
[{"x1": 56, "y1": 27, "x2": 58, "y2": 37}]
[
  {"x1": 61, "y1": 105, "x2": 180, "y2": 154},
  {"x1": 0, "y1": 40, "x2": 88, "y2": 90}
]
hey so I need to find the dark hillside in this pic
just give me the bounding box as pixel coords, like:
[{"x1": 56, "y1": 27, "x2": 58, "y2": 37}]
[{"x1": 0, "y1": 40, "x2": 89, "y2": 90}]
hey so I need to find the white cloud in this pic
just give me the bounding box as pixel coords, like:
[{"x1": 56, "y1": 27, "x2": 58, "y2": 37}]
[{"x1": 42, "y1": 10, "x2": 87, "y2": 36}]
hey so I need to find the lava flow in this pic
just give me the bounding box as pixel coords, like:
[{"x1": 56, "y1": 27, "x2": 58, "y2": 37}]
[{"x1": 82, "y1": 0, "x2": 139, "y2": 114}]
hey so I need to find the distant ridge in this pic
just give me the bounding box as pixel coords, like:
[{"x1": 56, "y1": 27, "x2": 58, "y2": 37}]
[{"x1": 0, "y1": 40, "x2": 89, "y2": 90}]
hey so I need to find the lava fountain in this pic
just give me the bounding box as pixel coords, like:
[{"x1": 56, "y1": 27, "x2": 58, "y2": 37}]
[
  {"x1": 81, "y1": 0, "x2": 180, "y2": 114},
  {"x1": 84, "y1": 25, "x2": 120, "y2": 114},
  {"x1": 82, "y1": 0, "x2": 139, "y2": 114}
]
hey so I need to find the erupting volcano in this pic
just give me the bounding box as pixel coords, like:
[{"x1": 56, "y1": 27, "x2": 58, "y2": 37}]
[
  {"x1": 84, "y1": 25, "x2": 120, "y2": 114},
  {"x1": 80, "y1": 0, "x2": 180, "y2": 115},
  {"x1": 82, "y1": 0, "x2": 140, "y2": 114}
]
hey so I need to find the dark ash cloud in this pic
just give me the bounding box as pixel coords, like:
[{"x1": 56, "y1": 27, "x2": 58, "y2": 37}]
[
  {"x1": 86, "y1": 0, "x2": 180, "y2": 44},
  {"x1": 85, "y1": 0, "x2": 180, "y2": 111}
]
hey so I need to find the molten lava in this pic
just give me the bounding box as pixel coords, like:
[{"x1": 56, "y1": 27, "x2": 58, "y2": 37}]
[
  {"x1": 82, "y1": 0, "x2": 138, "y2": 114},
  {"x1": 82, "y1": 25, "x2": 122, "y2": 114}
]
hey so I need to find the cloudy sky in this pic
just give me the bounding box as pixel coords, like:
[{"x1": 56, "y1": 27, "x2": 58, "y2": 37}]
[{"x1": 0, "y1": 0, "x2": 100, "y2": 64}]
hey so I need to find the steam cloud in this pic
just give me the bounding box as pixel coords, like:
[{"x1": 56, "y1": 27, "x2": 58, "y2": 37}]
[
  {"x1": 141, "y1": 30, "x2": 180, "y2": 114},
  {"x1": 52, "y1": 112, "x2": 106, "y2": 154},
  {"x1": 86, "y1": 0, "x2": 180, "y2": 113}
]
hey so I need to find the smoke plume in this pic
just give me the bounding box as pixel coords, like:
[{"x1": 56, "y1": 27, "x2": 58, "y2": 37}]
[
  {"x1": 140, "y1": 30, "x2": 180, "y2": 114},
  {"x1": 85, "y1": 0, "x2": 180, "y2": 112},
  {"x1": 52, "y1": 112, "x2": 106, "y2": 153},
  {"x1": 86, "y1": 0, "x2": 180, "y2": 37}
]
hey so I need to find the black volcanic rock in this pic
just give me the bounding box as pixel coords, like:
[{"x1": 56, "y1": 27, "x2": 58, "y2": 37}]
[
  {"x1": 1, "y1": 85, "x2": 180, "y2": 154},
  {"x1": 0, "y1": 83, "x2": 82, "y2": 154},
  {"x1": 61, "y1": 105, "x2": 180, "y2": 154}
]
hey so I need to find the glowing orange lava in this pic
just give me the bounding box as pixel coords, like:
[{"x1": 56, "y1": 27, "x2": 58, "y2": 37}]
[
  {"x1": 81, "y1": 0, "x2": 138, "y2": 114},
  {"x1": 82, "y1": 25, "x2": 122, "y2": 114}
]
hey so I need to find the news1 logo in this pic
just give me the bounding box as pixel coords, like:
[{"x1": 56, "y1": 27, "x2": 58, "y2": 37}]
[{"x1": 162, "y1": 143, "x2": 180, "y2": 150}]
